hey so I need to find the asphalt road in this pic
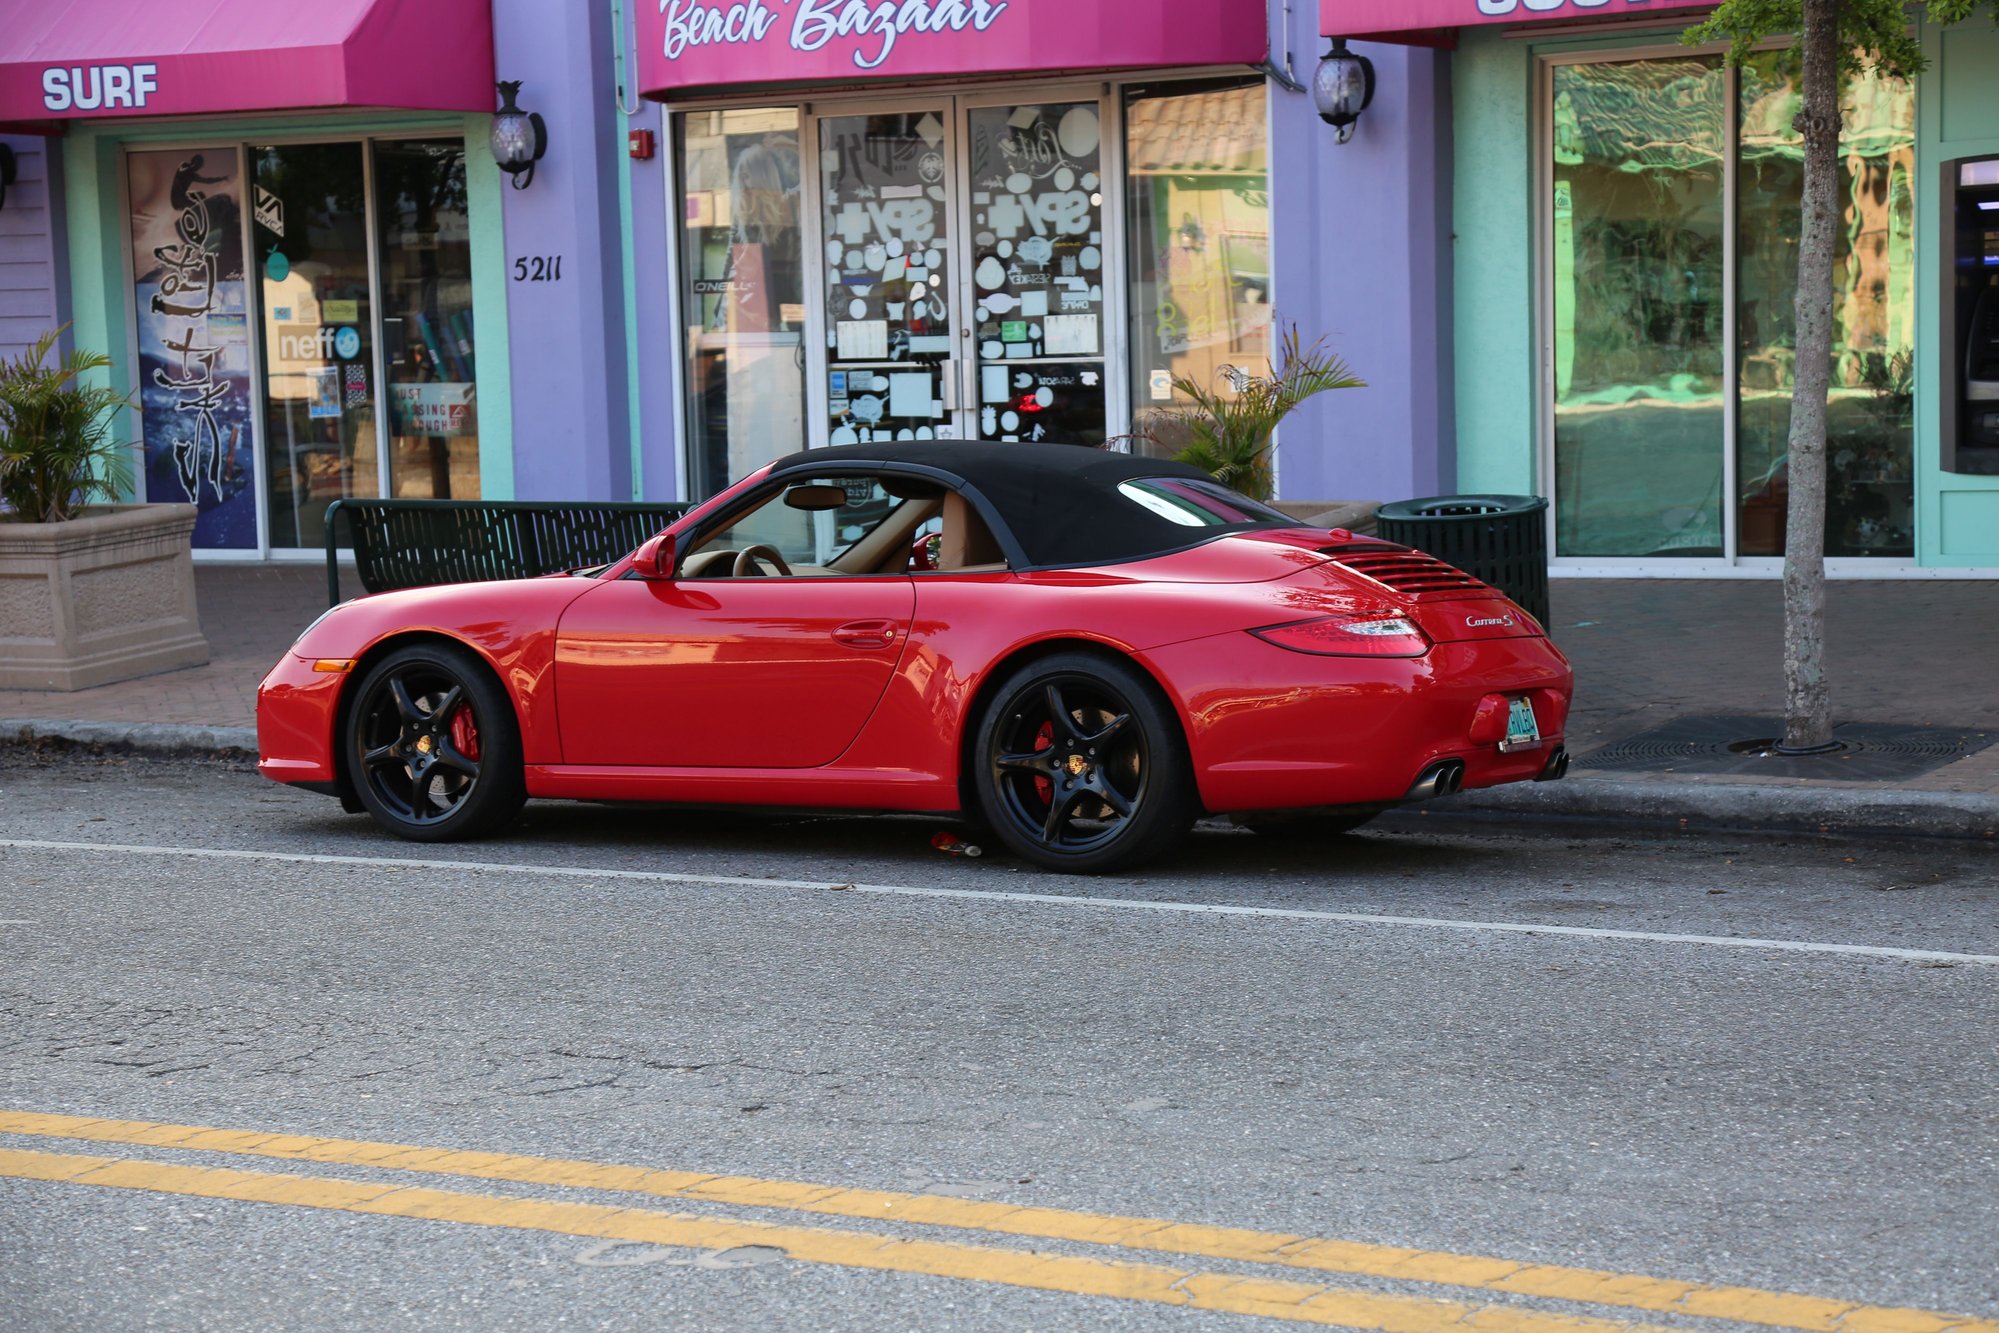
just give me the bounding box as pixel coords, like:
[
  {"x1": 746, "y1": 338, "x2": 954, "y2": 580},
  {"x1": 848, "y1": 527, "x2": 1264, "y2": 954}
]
[{"x1": 1, "y1": 750, "x2": 1996, "y2": 1332}]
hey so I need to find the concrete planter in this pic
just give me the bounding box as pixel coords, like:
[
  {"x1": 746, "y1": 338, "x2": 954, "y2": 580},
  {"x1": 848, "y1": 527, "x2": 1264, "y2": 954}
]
[
  {"x1": 1271, "y1": 500, "x2": 1381, "y2": 536},
  {"x1": 0, "y1": 504, "x2": 210, "y2": 690}
]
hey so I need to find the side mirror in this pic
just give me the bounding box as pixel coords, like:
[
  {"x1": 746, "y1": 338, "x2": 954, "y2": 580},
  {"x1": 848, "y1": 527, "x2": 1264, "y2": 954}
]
[{"x1": 632, "y1": 532, "x2": 676, "y2": 580}]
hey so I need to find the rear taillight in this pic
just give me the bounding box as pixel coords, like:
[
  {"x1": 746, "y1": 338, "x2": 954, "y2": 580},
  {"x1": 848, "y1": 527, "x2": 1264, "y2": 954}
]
[{"x1": 1249, "y1": 615, "x2": 1432, "y2": 658}]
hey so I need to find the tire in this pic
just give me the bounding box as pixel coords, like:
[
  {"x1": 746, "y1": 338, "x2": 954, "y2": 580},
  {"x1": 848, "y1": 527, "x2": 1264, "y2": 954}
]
[
  {"x1": 1234, "y1": 810, "x2": 1380, "y2": 838},
  {"x1": 973, "y1": 651, "x2": 1193, "y2": 873},
  {"x1": 345, "y1": 641, "x2": 526, "y2": 842}
]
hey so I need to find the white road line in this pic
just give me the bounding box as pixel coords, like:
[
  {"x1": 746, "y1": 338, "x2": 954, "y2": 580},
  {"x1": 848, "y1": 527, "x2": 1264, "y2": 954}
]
[{"x1": 2, "y1": 837, "x2": 1994, "y2": 967}]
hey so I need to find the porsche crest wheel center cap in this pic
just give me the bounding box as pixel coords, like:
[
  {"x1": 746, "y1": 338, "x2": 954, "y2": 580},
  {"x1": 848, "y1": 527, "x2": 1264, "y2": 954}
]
[
  {"x1": 1064, "y1": 754, "x2": 1089, "y2": 777},
  {"x1": 415, "y1": 735, "x2": 434, "y2": 754}
]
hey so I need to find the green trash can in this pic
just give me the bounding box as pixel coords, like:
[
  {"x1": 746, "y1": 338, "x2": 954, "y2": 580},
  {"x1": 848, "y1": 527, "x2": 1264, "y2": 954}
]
[{"x1": 1375, "y1": 494, "x2": 1551, "y2": 631}]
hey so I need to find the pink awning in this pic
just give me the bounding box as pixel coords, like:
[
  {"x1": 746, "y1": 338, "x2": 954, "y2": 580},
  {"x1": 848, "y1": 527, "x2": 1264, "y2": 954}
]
[
  {"x1": 1321, "y1": 0, "x2": 1711, "y2": 44},
  {"x1": 637, "y1": 0, "x2": 1269, "y2": 99},
  {"x1": 0, "y1": 0, "x2": 496, "y2": 130}
]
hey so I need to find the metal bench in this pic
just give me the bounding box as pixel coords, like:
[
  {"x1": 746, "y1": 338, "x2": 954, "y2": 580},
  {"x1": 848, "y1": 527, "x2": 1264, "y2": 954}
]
[{"x1": 323, "y1": 498, "x2": 692, "y2": 606}]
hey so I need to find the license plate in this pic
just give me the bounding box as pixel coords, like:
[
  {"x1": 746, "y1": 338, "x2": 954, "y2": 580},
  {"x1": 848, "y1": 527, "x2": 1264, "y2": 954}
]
[{"x1": 1501, "y1": 696, "x2": 1540, "y2": 752}]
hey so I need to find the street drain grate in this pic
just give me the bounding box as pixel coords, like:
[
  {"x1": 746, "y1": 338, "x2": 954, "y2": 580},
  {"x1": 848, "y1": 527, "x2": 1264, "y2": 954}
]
[{"x1": 1577, "y1": 715, "x2": 1995, "y2": 781}]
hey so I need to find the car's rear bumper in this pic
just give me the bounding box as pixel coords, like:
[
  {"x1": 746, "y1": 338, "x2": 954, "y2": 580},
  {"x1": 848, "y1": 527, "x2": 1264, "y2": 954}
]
[
  {"x1": 1140, "y1": 632, "x2": 1574, "y2": 814},
  {"x1": 256, "y1": 654, "x2": 344, "y2": 787}
]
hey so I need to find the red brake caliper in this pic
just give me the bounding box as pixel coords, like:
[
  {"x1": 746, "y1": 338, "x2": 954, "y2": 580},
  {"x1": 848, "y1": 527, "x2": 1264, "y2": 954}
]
[
  {"x1": 449, "y1": 706, "x2": 481, "y2": 762},
  {"x1": 1032, "y1": 720, "x2": 1054, "y2": 806}
]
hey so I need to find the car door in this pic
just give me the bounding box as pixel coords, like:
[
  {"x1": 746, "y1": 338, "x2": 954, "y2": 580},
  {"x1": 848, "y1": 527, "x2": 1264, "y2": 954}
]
[{"x1": 553, "y1": 574, "x2": 916, "y2": 769}]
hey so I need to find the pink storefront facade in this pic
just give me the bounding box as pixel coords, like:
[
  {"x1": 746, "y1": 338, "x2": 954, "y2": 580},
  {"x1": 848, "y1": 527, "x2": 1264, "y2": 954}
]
[{"x1": 630, "y1": 0, "x2": 1459, "y2": 506}]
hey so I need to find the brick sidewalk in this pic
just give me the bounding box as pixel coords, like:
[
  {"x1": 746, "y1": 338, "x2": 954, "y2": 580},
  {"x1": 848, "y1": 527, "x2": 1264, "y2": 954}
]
[{"x1": 3, "y1": 565, "x2": 1994, "y2": 795}]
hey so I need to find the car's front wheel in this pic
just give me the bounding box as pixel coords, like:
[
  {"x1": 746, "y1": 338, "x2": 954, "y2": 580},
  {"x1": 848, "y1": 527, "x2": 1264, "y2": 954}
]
[
  {"x1": 974, "y1": 652, "x2": 1193, "y2": 873},
  {"x1": 346, "y1": 642, "x2": 525, "y2": 842}
]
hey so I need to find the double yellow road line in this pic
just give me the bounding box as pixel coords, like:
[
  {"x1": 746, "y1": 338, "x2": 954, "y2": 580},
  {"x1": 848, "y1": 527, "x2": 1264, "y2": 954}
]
[{"x1": 1, "y1": 1110, "x2": 1989, "y2": 1332}]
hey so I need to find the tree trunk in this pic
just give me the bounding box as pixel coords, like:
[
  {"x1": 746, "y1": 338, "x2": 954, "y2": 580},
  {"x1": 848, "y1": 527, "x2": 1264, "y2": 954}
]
[{"x1": 1779, "y1": 0, "x2": 1841, "y2": 753}]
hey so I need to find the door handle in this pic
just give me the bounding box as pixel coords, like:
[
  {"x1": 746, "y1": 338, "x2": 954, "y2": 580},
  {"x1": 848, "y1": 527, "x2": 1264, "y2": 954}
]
[
  {"x1": 939, "y1": 360, "x2": 959, "y2": 413},
  {"x1": 832, "y1": 619, "x2": 898, "y2": 650}
]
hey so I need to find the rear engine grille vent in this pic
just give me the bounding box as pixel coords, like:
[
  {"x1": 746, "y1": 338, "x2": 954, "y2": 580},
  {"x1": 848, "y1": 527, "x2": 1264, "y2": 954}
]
[{"x1": 1326, "y1": 548, "x2": 1490, "y2": 598}]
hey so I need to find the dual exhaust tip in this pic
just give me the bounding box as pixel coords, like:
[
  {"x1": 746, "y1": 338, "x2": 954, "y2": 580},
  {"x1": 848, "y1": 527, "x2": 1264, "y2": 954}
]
[
  {"x1": 1405, "y1": 745, "x2": 1569, "y2": 803},
  {"x1": 1406, "y1": 760, "x2": 1466, "y2": 802}
]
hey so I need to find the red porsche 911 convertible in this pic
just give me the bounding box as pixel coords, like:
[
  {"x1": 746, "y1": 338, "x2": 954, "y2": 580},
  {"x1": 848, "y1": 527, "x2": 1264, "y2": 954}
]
[{"x1": 258, "y1": 443, "x2": 1572, "y2": 872}]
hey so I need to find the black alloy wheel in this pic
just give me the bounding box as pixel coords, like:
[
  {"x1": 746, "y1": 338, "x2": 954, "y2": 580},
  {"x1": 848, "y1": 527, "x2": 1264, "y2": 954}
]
[
  {"x1": 975, "y1": 652, "x2": 1193, "y2": 873},
  {"x1": 346, "y1": 642, "x2": 525, "y2": 842}
]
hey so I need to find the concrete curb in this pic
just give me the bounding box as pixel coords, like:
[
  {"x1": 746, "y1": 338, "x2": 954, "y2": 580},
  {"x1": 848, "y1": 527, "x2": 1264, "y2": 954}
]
[
  {"x1": 1438, "y1": 775, "x2": 1999, "y2": 841},
  {"x1": 0, "y1": 718, "x2": 257, "y2": 759}
]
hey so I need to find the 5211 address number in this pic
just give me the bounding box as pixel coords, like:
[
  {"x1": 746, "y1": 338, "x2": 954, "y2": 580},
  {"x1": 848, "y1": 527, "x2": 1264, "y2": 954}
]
[{"x1": 512, "y1": 255, "x2": 563, "y2": 282}]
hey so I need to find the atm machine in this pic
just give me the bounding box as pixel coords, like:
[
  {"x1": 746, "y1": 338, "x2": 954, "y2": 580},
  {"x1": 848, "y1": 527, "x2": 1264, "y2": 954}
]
[{"x1": 1945, "y1": 156, "x2": 1999, "y2": 474}]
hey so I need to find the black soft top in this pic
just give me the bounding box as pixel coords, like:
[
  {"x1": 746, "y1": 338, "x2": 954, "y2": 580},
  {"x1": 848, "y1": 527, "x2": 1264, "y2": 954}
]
[{"x1": 767, "y1": 442, "x2": 1288, "y2": 568}]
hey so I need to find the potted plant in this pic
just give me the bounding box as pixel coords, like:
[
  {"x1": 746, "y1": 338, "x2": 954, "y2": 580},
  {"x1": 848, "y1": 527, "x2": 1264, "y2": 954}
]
[
  {"x1": 1148, "y1": 323, "x2": 1366, "y2": 507},
  {"x1": 0, "y1": 327, "x2": 209, "y2": 690}
]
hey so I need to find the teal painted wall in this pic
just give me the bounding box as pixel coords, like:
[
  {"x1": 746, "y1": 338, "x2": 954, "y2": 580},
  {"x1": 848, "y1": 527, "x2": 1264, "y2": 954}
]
[
  {"x1": 1451, "y1": 31, "x2": 1536, "y2": 496},
  {"x1": 1917, "y1": 17, "x2": 1999, "y2": 565},
  {"x1": 62, "y1": 111, "x2": 515, "y2": 514},
  {"x1": 1453, "y1": 17, "x2": 1999, "y2": 568}
]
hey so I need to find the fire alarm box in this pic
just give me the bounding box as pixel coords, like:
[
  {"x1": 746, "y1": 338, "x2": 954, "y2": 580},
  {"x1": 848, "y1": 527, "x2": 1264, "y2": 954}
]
[
  {"x1": 628, "y1": 129, "x2": 655, "y2": 161},
  {"x1": 1943, "y1": 155, "x2": 1999, "y2": 474}
]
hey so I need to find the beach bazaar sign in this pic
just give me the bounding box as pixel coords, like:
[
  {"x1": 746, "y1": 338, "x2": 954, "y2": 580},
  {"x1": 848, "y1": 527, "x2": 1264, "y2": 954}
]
[
  {"x1": 1320, "y1": 0, "x2": 1711, "y2": 37},
  {"x1": 639, "y1": 0, "x2": 1267, "y2": 92}
]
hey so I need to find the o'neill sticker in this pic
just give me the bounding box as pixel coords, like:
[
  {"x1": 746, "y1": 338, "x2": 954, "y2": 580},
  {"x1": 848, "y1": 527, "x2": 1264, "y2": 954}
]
[{"x1": 659, "y1": 0, "x2": 1009, "y2": 70}]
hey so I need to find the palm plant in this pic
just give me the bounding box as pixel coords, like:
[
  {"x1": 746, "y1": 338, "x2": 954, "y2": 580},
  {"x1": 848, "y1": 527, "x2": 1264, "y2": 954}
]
[
  {"x1": 1159, "y1": 323, "x2": 1364, "y2": 501},
  {"x1": 0, "y1": 327, "x2": 133, "y2": 523}
]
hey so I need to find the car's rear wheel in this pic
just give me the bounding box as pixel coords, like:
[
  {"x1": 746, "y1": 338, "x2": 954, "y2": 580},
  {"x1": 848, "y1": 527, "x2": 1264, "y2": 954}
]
[
  {"x1": 346, "y1": 642, "x2": 525, "y2": 842},
  {"x1": 974, "y1": 652, "x2": 1192, "y2": 873}
]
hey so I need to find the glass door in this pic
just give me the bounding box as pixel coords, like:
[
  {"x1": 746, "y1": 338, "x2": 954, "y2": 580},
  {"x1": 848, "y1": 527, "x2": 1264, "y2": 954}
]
[
  {"x1": 816, "y1": 108, "x2": 959, "y2": 444},
  {"x1": 808, "y1": 93, "x2": 1112, "y2": 449},
  {"x1": 961, "y1": 98, "x2": 1109, "y2": 445},
  {"x1": 251, "y1": 142, "x2": 378, "y2": 551}
]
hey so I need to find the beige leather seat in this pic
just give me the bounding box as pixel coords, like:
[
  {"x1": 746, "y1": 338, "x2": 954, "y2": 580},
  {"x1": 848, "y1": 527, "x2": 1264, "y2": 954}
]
[{"x1": 938, "y1": 492, "x2": 1007, "y2": 571}]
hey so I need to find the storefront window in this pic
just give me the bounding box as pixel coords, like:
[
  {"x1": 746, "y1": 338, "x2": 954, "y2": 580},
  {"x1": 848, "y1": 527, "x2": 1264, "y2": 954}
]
[
  {"x1": 677, "y1": 107, "x2": 806, "y2": 499},
  {"x1": 1124, "y1": 79, "x2": 1270, "y2": 459},
  {"x1": 818, "y1": 109, "x2": 955, "y2": 447},
  {"x1": 126, "y1": 148, "x2": 257, "y2": 548},
  {"x1": 965, "y1": 100, "x2": 1108, "y2": 445},
  {"x1": 252, "y1": 143, "x2": 376, "y2": 551},
  {"x1": 1736, "y1": 56, "x2": 1914, "y2": 557},
  {"x1": 1551, "y1": 57, "x2": 1728, "y2": 557},
  {"x1": 375, "y1": 140, "x2": 479, "y2": 501}
]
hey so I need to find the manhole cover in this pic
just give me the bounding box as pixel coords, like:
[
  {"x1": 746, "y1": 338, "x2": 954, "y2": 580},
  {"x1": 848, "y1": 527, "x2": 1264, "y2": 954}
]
[{"x1": 1577, "y1": 715, "x2": 1994, "y2": 781}]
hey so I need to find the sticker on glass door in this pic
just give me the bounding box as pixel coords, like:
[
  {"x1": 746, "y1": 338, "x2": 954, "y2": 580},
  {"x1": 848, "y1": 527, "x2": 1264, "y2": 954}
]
[{"x1": 819, "y1": 111, "x2": 953, "y2": 444}]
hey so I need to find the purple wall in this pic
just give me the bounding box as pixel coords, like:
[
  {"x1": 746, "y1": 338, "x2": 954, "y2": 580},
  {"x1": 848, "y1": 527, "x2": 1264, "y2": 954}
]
[
  {"x1": 0, "y1": 134, "x2": 70, "y2": 360},
  {"x1": 1268, "y1": 28, "x2": 1454, "y2": 503},
  {"x1": 623, "y1": 65, "x2": 679, "y2": 502},
  {"x1": 493, "y1": 0, "x2": 634, "y2": 501}
]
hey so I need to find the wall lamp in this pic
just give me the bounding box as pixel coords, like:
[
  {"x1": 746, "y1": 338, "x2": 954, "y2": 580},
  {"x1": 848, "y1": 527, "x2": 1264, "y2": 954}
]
[
  {"x1": 0, "y1": 144, "x2": 15, "y2": 212},
  {"x1": 1313, "y1": 38, "x2": 1377, "y2": 144},
  {"x1": 490, "y1": 81, "x2": 547, "y2": 190}
]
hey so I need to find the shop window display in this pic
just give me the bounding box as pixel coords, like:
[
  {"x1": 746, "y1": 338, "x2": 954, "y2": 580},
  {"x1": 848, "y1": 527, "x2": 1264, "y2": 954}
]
[
  {"x1": 963, "y1": 100, "x2": 1108, "y2": 445},
  {"x1": 126, "y1": 147, "x2": 256, "y2": 549},
  {"x1": 817, "y1": 109, "x2": 957, "y2": 447},
  {"x1": 678, "y1": 108, "x2": 806, "y2": 500},
  {"x1": 1550, "y1": 54, "x2": 1915, "y2": 559},
  {"x1": 375, "y1": 141, "x2": 480, "y2": 503},
  {"x1": 1551, "y1": 57, "x2": 1728, "y2": 557},
  {"x1": 1735, "y1": 55, "x2": 1914, "y2": 557},
  {"x1": 1124, "y1": 79, "x2": 1270, "y2": 460},
  {"x1": 252, "y1": 142, "x2": 377, "y2": 551}
]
